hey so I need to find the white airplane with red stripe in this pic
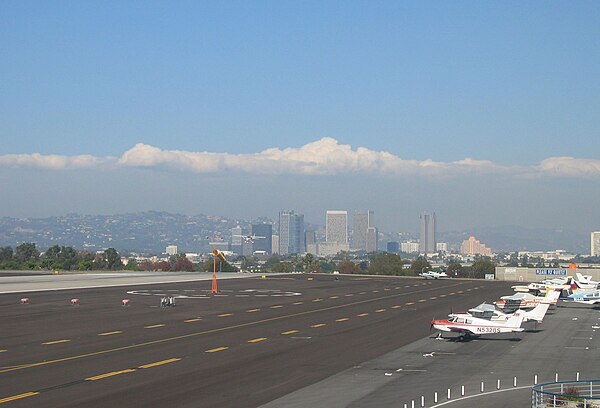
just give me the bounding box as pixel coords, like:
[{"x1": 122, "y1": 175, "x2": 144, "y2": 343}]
[
  {"x1": 494, "y1": 289, "x2": 560, "y2": 311},
  {"x1": 431, "y1": 312, "x2": 525, "y2": 342}
]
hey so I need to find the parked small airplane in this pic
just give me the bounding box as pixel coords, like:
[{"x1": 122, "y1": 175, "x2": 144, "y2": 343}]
[
  {"x1": 419, "y1": 271, "x2": 449, "y2": 279},
  {"x1": 564, "y1": 291, "x2": 600, "y2": 305},
  {"x1": 452, "y1": 301, "x2": 551, "y2": 324},
  {"x1": 234, "y1": 234, "x2": 266, "y2": 243},
  {"x1": 431, "y1": 312, "x2": 525, "y2": 342},
  {"x1": 495, "y1": 290, "x2": 559, "y2": 311}
]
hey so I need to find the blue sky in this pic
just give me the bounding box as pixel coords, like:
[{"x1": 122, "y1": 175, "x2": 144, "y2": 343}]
[{"x1": 1, "y1": 1, "x2": 599, "y2": 235}]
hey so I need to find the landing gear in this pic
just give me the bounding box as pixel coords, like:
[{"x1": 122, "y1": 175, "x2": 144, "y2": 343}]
[{"x1": 458, "y1": 335, "x2": 465, "y2": 342}]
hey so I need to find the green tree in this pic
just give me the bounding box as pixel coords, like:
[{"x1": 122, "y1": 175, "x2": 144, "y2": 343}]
[
  {"x1": 470, "y1": 257, "x2": 496, "y2": 279},
  {"x1": 303, "y1": 253, "x2": 320, "y2": 273},
  {"x1": 15, "y1": 243, "x2": 39, "y2": 264},
  {"x1": 369, "y1": 253, "x2": 404, "y2": 275},
  {"x1": 446, "y1": 260, "x2": 463, "y2": 277},
  {"x1": 410, "y1": 257, "x2": 431, "y2": 276},
  {"x1": 0, "y1": 246, "x2": 13, "y2": 263},
  {"x1": 338, "y1": 260, "x2": 359, "y2": 274},
  {"x1": 104, "y1": 248, "x2": 122, "y2": 270},
  {"x1": 124, "y1": 259, "x2": 140, "y2": 271}
]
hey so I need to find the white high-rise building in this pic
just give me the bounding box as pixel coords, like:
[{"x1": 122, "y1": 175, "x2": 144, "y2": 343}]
[
  {"x1": 592, "y1": 232, "x2": 600, "y2": 257},
  {"x1": 352, "y1": 210, "x2": 374, "y2": 251},
  {"x1": 325, "y1": 210, "x2": 349, "y2": 254},
  {"x1": 366, "y1": 226, "x2": 378, "y2": 253},
  {"x1": 419, "y1": 212, "x2": 437, "y2": 253}
]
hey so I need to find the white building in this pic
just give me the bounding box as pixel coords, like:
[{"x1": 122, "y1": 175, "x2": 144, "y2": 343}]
[
  {"x1": 166, "y1": 245, "x2": 178, "y2": 256},
  {"x1": 401, "y1": 241, "x2": 420, "y2": 253},
  {"x1": 325, "y1": 210, "x2": 349, "y2": 254},
  {"x1": 592, "y1": 232, "x2": 600, "y2": 257},
  {"x1": 366, "y1": 226, "x2": 378, "y2": 253}
]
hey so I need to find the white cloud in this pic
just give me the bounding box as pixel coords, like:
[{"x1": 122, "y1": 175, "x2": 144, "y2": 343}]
[{"x1": 1, "y1": 138, "x2": 600, "y2": 178}]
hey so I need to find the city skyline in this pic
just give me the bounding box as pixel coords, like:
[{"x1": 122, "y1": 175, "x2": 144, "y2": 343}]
[{"x1": 1, "y1": 3, "x2": 599, "y2": 235}]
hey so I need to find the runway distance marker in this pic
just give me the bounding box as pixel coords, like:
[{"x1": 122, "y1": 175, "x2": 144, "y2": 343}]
[
  {"x1": 138, "y1": 358, "x2": 180, "y2": 369},
  {"x1": 0, "y1": 392, "x2": 39, "y2": 404},
  {"x1": 0, "y1": 281, "x2": 469, "y2": 375},
  {"x1": 86, "y1": 368, "x2": 135, "y2": 381}
]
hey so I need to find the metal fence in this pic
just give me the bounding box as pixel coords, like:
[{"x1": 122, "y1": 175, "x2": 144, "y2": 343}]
[{"x1": 532, "y1": 381, "x2": 600, "y2": 407}]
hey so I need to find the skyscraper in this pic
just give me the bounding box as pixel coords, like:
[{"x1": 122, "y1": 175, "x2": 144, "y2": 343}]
[
  {"x1": 352, "y1": 210, "x2": 374, "y2": 250},
  {"x1": 278, "y1": 210, "x2": 305, "y2": 255},
  {"x1": 326, "y1": 210, "x2": 348, "y2": 245},
  {"x1": 366, "y1": 226, "x2": 378, "y2": 253},
  {"x1": 592, "y1": 232, "x2": 600, "y2": 257},
  {"x1": 419, "y1": 212, "x2": 437, "y2": 254},
  {"x1": 252, "y1": 223, "x2": 273, "y2": 254}
]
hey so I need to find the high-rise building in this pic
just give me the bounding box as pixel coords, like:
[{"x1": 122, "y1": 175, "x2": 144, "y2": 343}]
[
  {"x1": 252, "y1": 223, "x2": 273, "y2": 254},
  {"x1": 592, "y1": 232, "x2": 600, "y2": 257},
  {"x1": 278, "y1": 211, "x2": 305, "y2": 255},
  {"x1": 366, "y1": 226, "x2": 378, "y2": 253},
  {"x1": 461, "y1": 236, "x2": 492, "y2": 256},
  {"x1": 419, "y1": 212, "x2": 437, "y2": 253},
  {"x1": 387, "y1": 241, "x2": 399, "y2": 253},
  {"x1": 352, "y1": 210, "x2": 374, "y2": 250},
  {"x1": 231, "y1": 226, "x2": 243, "y2": 255},
  {"x1": 271, "y1": 235, "x2": 280, "y2": 255},
  {"x1": 325, "y1": 210, "x2": 349, "y2": 254},
  {"x1": 305, "y1": 230, "x2": 317, "y2": 255}
]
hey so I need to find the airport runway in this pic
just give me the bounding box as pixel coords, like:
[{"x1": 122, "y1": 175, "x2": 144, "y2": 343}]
[{"x1": 0, "y1": 274, "x2": 513, "y2": 407}]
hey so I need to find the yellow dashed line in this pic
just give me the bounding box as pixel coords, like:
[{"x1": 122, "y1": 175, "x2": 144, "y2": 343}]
[
  {"x1": 293, "y1": 301, "x2": 304, "y2": 305},
  {"x1": 357, "y1": 313, "x2": 369, "y2": 317},
  {"x1": 457, "y1": 291, "x2": 463, "y2": 294},
  {"x1": 144, "y1": 324, "x2": 165, "y2": 329},
  {"x1": 391, "y1": 305, "x2": 401, "y2": 309},
  {"x1": 406, "y1": 302, "x2": 415, "y2": 305},
  {"x1": 418, "y1": 299, "x2": 427, "y2": 302},
  {"x1": 218, "y1": 313, "x2": 233, "y2": 317},
  {"x1": 430, "y1": 297, "x2": 437, "y2": 300},
  {"x1": 449, "y1": 292, "x2": 455, "y2": 295},
  {"x1": 372, "y1": 290, "x2": 379, "y2": 293},
  {"x1": 359, "y1": 292, "x2": 367, "y2": 294},
  {"x1": 345, "y1": 294, "x2": 354, "y2": 297},
  {"x1": 205, "y1": 347, "x2": 228, "y2": 353},
  {"x1": 313, "y1": 299, "x2": 322, "y2": 302},
  {"x1": 330, "y1": 296, "x2": 339, "y2": 299},
  {"x1": 98, "y1": 331, "x2": 123, "y2": 336},
  {"x1": 0, "y1": 350, "x2": 6, "y2": 353},
  {"x1": 384, "y1": 288, "x2": 391, "y2": 291},
  {"x1": 247, "y1": 337, "x2": 267, "y2": 343},
  {"x1": 138, "y1": 358, "x2": 180, "y2": 369},
  {"x1": 184, "y1": 318, "x2": 201, "y2": 323},
  {"x1": 281, "y1": 330, "x2": 299, "y2": 335},
  {"x1": 336, "y1": 318, "x2": 349, "y2": 322},
  {"x1": 439, "y1": 294, "x2": 447, "y2": 297},
  {"x1": 311, "y1": 323, "x2": 326, "y2": 328},
  {"x1": 86, "y1": 369, "x2": 135, "y2": 381},
  {"x1": 375, "y1": 309, "x2": 386, "y2": 313},
  {"x1": 0, "y1": 392, "x2": 39, "y2": 404},
  {"x1": 246, "y1": 309, "x2": 260, "y2": 313},
  {"x1": 271, "y1": 305, "x2": 283, "y2": 309},
  {"x1": 42, "y1": 339, "x2": 70, "y2": 345}
]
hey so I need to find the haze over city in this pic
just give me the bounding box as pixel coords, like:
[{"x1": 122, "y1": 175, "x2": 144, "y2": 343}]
[{"x1": 1, "y1": 2, "x2": 599, "y2": 236}]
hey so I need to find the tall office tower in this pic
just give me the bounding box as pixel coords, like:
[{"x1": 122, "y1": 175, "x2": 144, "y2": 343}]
[
  {"x1": 252, "y1": 223, "x2": 273, "y2": 254},
  {"x1": 271, "y1": 235, "x2": 280, "y2": 255},
  {"x1": 592, "y1": 232, "x2": 600, "y2": 256},
  {"x1": 231, "y1": 225, "x2": 243, "y2": 255},
  {"x1": 366, "y1": 226, "x2": 378, "y2": 253},
  {"x1": 352, "y1": 210, "x2": 374, "y2": 250},
  {"x1": 278, "y1": 211, "x2": 305, "y2": 255},
  {"x1": 326, "y1": 210, "x2": 348, "y2": 245},
  {"x1": 305, "y1": 230, "x2": 317, "y2": 255},
  {"x1": 419, "y1": 212, "x2": 437, "y2": 254}
]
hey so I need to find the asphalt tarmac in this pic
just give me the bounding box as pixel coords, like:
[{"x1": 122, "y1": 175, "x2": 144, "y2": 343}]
[{"x1": 0, "y1": 274, "x2": 514, "y2": 407}]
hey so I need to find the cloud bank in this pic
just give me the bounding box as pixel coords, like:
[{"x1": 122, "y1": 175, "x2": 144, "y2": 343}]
[{"x1": 1, "y1": 137, "x2": 599, "y2": 178}]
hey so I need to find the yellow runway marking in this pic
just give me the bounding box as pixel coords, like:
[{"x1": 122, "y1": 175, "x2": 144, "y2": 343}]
[
  {"x1": 330, "y1": 296, "x2": 339, "y2": 299},
  {"x1": 357, "y1": 313, "x2": 369, "y2": 317},
  {"x1": 336, "y1": 318, "x2": 349, "y2": 322},
  {"x1": 391, "y1": 305, "x2": 401, "y2": 309},
  {"x1": 449, "y1": 292, "x2": 455, "y2": 295},
  {"x1": 42, "y1": 339, "x2": 70, "y2": 345},
  {"x1": 0, "y1": 392, "x2": 39, "y2": 404},
  {"x1": 372, "y1": 290, "x2": 379, "y2": 293},
  {"x1": 359, "y1": 292, "x2": 367, "y2": 295},
  {"x1": 218, "y1": 313, "x2": 233, "y2": 317},
  {"x1": 184, "y1": 318, "x2": 201, "y2": 323},
  {"x1": 138, "y1": 358, "x2": 180, "y2": 369},
  {"x1": 312, "y1": 299, "x2": 322, "y2": 302},
  {"x1": 281, "y1": 330, "x2": 299, "y2": 335},
  {"x1": 457, "y1": 291, "x2": 463, "y2": 294},
  {"x1": 384, "y1": 288, "x2": 391, "y2": 291},
  {"x1": 418, "y1": 299, "x2": 427, "y2": 302},
  {"x1": 271, "y1": 305, "x2": 283, "y2": 309},
  {"x1": 406, "y1": 302, "x2": 415, "y2": 305},
  {"x1": 375, "y1": 309, "x2": 386, "y2": 313},
  {"x1": 98, "y1": 331, "x2": 123, "y2": 336},
  {"x1": 293, "y1": 301, "x2": 304, "y2": 305},
  {"x1": 430, "y1": 297, "x2": 437, "y2": 300},
  {"x1": 439, "y1": 294, "x2": 447, "y2": 297},
  {"x1": 345, "y1": 294, "x2": 354, "y2": 297},
  {"x1": 205, "y1": 347, "x2": 228, "y2": 353},
  {"x1": 311, "y1": 323, "x2": 326, "y2": 328},
  {"x1": 247, "y1": 338, "x2": 267, "y2": 343},
  {"x1": 86, "y1": 369, "x2": 135, "y2": 381},
  {"x1": 144, "y1": 324, "x2": 165, "y2": 329},
  {"x1": 0, "y1": 350, "x2": 6, "y2": 353},
  {"x1": 1, "y1": 282, "x2": 467, "y2": 375},
  {"x1": 246, "y1": 309, "x2": 260, "y2": 313}
]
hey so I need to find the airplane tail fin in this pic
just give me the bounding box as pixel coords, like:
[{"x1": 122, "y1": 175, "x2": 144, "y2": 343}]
[
  {"x1": 507, "y1": 311, "x2": 525, "y2": 328},
  {"x1": 523, "y1": 302, "x2": 550, "y2": 323}
]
